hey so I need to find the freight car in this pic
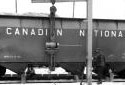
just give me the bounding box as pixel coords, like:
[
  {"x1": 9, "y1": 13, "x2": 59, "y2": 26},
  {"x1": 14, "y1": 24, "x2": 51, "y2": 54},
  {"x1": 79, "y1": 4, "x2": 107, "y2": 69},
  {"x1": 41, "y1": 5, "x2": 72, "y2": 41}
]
[{"x1": 0, "y1": 13, "x2": 125, "y2": 79}]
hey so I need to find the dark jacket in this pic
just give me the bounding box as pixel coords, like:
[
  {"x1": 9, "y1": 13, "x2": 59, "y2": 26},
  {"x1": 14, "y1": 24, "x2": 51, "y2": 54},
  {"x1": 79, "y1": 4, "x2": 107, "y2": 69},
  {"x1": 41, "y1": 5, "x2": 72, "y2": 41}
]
[{"x1": 93, "y1": 53, "x2": 105, "y2": 67}]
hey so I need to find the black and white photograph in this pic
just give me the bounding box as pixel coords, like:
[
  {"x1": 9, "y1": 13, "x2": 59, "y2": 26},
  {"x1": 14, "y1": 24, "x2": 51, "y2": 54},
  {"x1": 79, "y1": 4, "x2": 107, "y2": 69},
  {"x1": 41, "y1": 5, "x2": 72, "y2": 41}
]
[{"x1": 0, "y1": 0, "x2": 124, "y2": 85}]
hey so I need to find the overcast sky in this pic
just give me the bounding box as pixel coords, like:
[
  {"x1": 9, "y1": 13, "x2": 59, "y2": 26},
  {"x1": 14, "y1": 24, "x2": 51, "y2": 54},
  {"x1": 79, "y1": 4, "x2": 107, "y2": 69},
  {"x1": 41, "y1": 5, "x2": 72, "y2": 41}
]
[{"x1": 0, "y1": 0, "x2": 125, "y2": 19}]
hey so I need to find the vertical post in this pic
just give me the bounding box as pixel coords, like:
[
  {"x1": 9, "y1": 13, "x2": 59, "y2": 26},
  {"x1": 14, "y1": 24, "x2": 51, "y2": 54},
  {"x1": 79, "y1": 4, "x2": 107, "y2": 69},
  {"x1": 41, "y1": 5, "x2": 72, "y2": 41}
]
[
  {"x1": 86, "y1": 0, "x2": 93, "y2": 85},
  {"x1": 72, "y1": 0, "x2": 75, "y2": 18},
  {"x1": 15, "y1": 0, "x2": 17, "y2": 13},
  {"x1": 21, "y1": 73, "x2": 26, "y2": 83}
]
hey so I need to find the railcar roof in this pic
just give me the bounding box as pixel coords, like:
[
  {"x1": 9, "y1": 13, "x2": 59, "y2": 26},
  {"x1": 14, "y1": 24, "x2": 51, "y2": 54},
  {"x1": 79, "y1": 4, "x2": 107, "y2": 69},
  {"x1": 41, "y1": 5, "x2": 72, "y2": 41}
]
[{"x1": 0, "y1": 13, "x2": 124, "y2": 21}]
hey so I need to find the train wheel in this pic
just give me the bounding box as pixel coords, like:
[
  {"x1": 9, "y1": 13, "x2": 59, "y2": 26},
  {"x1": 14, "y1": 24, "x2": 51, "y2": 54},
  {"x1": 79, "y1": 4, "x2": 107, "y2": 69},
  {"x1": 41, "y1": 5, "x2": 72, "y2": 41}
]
[{"x1": 0, "y1": 65, "x2": 6, "y2": 77}]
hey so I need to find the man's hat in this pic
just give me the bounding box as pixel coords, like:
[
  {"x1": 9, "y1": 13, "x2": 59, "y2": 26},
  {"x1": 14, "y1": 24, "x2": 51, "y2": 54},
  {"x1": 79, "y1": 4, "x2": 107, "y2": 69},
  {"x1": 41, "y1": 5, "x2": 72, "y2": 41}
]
[
  {"x1": 92, "y1": 50, "x2": 97, "y2": 54},
  {"x1": 93, "y1": 48, "x2": 101, "y2": 53}
]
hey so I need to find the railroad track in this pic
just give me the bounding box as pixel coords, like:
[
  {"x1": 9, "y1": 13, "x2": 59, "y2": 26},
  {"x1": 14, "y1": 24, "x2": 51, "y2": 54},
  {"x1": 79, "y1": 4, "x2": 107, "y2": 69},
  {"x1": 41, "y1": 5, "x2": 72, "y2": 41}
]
[
  {"x1": 0, "y1": 79, "x2": 125, "y2": 84},
  {"x1": 0, "y1": 74, "x2": 125, "y2": 84}
]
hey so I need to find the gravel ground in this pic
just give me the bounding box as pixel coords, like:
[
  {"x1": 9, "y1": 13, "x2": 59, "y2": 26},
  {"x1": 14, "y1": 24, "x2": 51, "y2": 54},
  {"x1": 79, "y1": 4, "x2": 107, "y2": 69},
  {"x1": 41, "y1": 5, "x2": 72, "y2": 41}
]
[{"x1": 0, "y1": 82, "x2": 125, "y2": 85}]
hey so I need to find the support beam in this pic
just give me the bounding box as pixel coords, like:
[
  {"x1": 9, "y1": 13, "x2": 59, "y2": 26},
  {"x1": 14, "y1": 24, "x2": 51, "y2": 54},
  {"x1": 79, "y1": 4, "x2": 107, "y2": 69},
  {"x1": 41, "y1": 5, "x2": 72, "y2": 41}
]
[
  {"x1": 21, "y1": 73, "x2": 26, "y2": 83},
  {"x1": 31, "y1": 0, "x2": 86, "y2": 3},
  {"x1": 86, "y1": 0, "x2": 93, "y2": 85},
  {"x1": 15, "y1": 0, "x2": 17, "y2": 13}
]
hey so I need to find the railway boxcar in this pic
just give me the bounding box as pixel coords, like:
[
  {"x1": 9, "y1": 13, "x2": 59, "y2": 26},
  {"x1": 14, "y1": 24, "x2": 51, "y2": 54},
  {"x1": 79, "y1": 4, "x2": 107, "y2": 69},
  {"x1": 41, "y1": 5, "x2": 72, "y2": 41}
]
[{"x1": 0, "y1": 14, "x2": 125, "y2": 78}]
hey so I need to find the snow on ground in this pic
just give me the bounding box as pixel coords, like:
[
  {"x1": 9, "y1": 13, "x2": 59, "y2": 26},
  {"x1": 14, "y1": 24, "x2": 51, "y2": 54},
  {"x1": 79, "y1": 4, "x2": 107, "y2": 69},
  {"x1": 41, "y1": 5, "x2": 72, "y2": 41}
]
[
  {"x1": 5, "y1": 67, "x2": 68, "y2": 75},
  {"x1": 5, "y1": 69, "x2": 16, "y2": 75},
  {"x1": 34, "y1": 67, "x2": 68, "y2": 74}
]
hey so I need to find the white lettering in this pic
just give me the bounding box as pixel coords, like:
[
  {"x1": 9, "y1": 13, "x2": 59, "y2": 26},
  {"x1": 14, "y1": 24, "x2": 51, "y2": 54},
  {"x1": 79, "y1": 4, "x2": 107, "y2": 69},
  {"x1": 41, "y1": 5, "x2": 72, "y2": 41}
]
[
  {"x1": 100, "y1": 31, "x2": 103, "y2": 37},
  {"x1": 94, "y1": 30, "x2": 98, "y2": 37},
  {"x1": 80, "y1": 30, "x2": 85, "y2": 36},
  {"x1": 57, "y1": 29, "x2": 62, "y2": 36},
  {"x1": 5, "y1": 28, "x2": 125, "y2": 38},
  {"x1": 38, "y1": 29, "x2": 43, "y2": 35},
  {"x1": 15, "y1": 28, "x2": 20, "y2": 35},
  {"x1": 31, "y1": 29, "x2": 36, "y2": 35},
  {"x1": 105, "y1": 31, "x2": 109, "y2": 37},
  {"x1": 118, "y1": 31, "x2": 123, "y2": 37},
  {"x1": 111, "y1": 31, "x2": 116, "y2": 37},
  {"x1": 22, "y1": 28, "x2": 28, "y2": 35},
  {"x1": 6, "y1": 27, "x2": 12, "y2": 35},
  {"x1": 45, "y1": 29, "x2": 48, "y2": 36}
]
